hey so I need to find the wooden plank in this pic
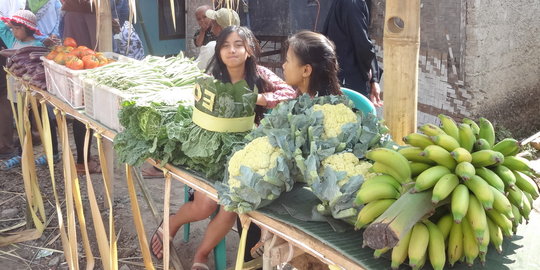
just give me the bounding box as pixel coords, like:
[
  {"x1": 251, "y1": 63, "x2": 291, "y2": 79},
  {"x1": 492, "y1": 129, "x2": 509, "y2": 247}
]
[{"x1": 382, "y1": 0, "x2": 421, "y2": 144}]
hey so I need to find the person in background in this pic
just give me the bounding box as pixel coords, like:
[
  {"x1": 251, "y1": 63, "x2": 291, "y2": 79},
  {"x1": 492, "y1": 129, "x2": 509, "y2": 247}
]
[
  {"x1": 193, "y1": 5, "x2": 215, "y2": 48},
  {"x1": 322, "y1": 0, "x2": 382, "y2": 106},
  {"x1": 29, "y1": 0, "x2": 63, "y2": 47},
  {"x1": 149, "y1": 26, "x2": 296, "y2": 270}
]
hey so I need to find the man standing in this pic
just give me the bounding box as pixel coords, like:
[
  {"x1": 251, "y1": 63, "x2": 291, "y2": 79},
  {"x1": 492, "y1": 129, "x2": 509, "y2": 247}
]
[{"x1": 322, "y1": 0, "x2": 382, "y2": 106}]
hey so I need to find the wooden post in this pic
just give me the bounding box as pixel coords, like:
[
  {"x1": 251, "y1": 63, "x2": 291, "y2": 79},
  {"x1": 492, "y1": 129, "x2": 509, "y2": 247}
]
[{"x1": 382, "y1": 0, "x2": 421, "y2": 144}]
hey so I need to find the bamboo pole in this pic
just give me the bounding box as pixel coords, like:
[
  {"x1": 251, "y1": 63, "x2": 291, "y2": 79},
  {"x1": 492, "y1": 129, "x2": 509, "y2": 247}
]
[{"x1": 382, "y1": 0, "x2": 421, "y2": 144}]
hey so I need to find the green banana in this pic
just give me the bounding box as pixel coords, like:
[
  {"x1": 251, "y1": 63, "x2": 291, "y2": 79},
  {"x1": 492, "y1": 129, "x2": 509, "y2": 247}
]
[
  {"x1": 421, "y1": 145, "x2": 457, "y2": 170},
  {"x1": 431, "y1": 133, "x2": 461, "y2": 152},
  {"x1": 478, "y1": 117, "x2": 495, "y2": 147},
  {"x1": 432, "y1": 173, "x2": 459, "y2": 204},
  {"x1": 520, "y1": 193, "x2": 532, "y2": 221},
  {"x1": 512, "y1": 204, "x2": 522, "y2": 226},
  {"x1": 412, "y1": 253, "x2": 427, "y2": 270},
  {"x1": 373, "y1": 247, "x2": 390, "y2": 259},
  {"x1": 355, "y1": 181, "x2": 400, "y2": 205},
  {"x1": 451, "y1": 184, "x2": 469, "y2": 223},
  {"x1": 455, "y1": 161, "x2": 476, "y2": 180},
  {"x1": 362, "y1": 174, "x2": 403, "y2": 193},
  {"x1": 398, "y1": 147, "x2": 436, "y2": 164},
  {"x1": 486, "y1": 209, "x2": 513, "y2": 237},
  {"x1": 391, "y1": 229, "x2": 413, "y2": 270},
  {"x1": 474, "y1": 138, "x2": 492, "y2": 151},
  {"x1": 486, "y1": 216, "x2": 503, "y2": 253},
  {"x1": 461, "y1": 216, "x2": 480, "y2": 266},
  {"x1": 367, "y1": 148, "x2": 411, "y2": 181},
  {"x1": 475, "y1": 167, "x2": 505, "y2": 193},
  {"x1": 513, "y1": 170, "x2": 539, "y2": 199},
  {"x1": 493, "y1": 165, "x2": 517, "y2": 189},
  {"x1": 503, "y1": 156, "x2": 532, "y2": 172},
  {"x1": 466, "y1": 194, "x2": 488, "y2": 241},
  {"x1": 419, "y1": 123, "x2": 447, "y2": 136},
  {"x1": 464, "y1": 175, "x2": 495, "y2": 210},
  {"x1": 507, "y1": 186, "x2": 524, "y2": 209},
  {"x1": 410, "y1": 162, "x2": 433, "y2": 177},
  {"x1": 403, "y1": 133, "x2": 435, "y2": 149},
  {"x1": 437, "y1": 213, "x2": 454, "y2": 241},
  {"x1": 471, "y1": 150, "x2": 504, "y2": 167},
  {"x1": 462, "y1": 117, "x2": 480, "y2": 136},
  {"x1": 408, "y1": 223, "x2": 430, "y2": 268},
  {"x1": 370, "y1": 162, "x2": 404, "y2": 183},
  {"x1": 438, "y1": 114, "x2": 460, "y2": 142},
  {"x1": 523, "y1": 191, "x2": 534, "y2": 210},
  {"x1": 447, "y1": 222, "x2": 463, "y2": 266},
  {"x1": 354, "y1": 199, "x2": 396, "y2": 229},
  {"x1": 414, "y1": 165, "x2": 452, "y2": 192},
  {"x1": 478, "y1": 223, "x2": 490, "y2": 254},
  {"x1": 458, "y1": 123, "x2": 476, "y2": 152},
  {"x1": 424, "y1": 220, "x2": 446, "y2": 270},
  {"x1": 490, "y1": 186, "x2": 513, "y2": 219},
  {"x1": 451, "y1": 147, "x2": 473, "y2": 163},
  {"x1": 492, "y1": 138, "x2": 520, "y2": 156}
]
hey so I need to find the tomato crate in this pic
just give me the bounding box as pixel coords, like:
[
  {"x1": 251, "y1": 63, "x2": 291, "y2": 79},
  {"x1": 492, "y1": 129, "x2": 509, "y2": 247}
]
[{"x1": 83, "y1": 79, "x2": 130, "y2": 132}]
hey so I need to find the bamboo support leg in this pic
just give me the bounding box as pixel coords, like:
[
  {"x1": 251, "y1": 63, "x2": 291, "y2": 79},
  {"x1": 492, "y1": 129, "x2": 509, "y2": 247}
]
[{"x1": 102, "y1": 139, "x2": 115, "y2": 208}]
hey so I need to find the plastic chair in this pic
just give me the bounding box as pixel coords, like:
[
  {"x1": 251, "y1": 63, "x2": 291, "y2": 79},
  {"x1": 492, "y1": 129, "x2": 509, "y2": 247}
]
[
  {"x1": 182, "y1": 185, "x2": 227, "y2": 270},
  {"x1": 341, "y1": 87, "x2": 377, "y2": 116}
]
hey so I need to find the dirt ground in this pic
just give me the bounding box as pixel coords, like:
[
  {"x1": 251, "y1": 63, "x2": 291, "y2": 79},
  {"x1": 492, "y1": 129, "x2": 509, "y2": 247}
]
[{"x1": 0, "y1": 124, "x2": 239, "y2": 270}]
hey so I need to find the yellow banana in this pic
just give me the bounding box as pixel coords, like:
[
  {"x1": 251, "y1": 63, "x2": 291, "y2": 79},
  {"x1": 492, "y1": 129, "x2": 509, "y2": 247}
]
[
  {"x1": 410, "y1": 162, "x2": 433, "y2": 177},
  {"x1": 370, "y1": 162, "x2": 404, "y2": 183},
  {"x1": 458, "y1": 123, "x2": 476, "y2": 152},
  {"x1": 475, "y1": 167, "x2": 505, "y2": 193},
  {"x1": 391, "y1": 229, "x2": 413, "y2": 270},
  {"x1": 437, "y1": 213, "x2": 454, "y2": 241},
  {"x1": 461, "y1": 216, "x2": 480, "y2": 266},
  {"x1": 432, "y1": 173, "x2": 459, "y2": 204},
  {"x1": 490, "y1": 185, "x2": 513, "y2": 219},
  {"x1": 366, "y1": 148, "x2": 411, "y2": 181},
  {"x1": 354, "y1": 199, "x2": 396, "y2": 229},
  {"x1": 355, "y1": 181, "x2": 400, "y2": 205},
  {"x1": 503, "y1": 156, "x2": 532, "y2": 172},
  {"x1": 408, "y1": 222, "x2": 430, "y2": 269},
  {"x1": 462, "y1": 118, "x2": 480, "y2": 136},
  {"x1": 447, "y1": 222, "x2": 463, "y2": 266},
  {"x1": 414, "y1": 165, "x2": 451, "y2": 192},
  {"x1": 455, "y1": 161, "x2": 476, "y2": 180},
  {"x1": 514, "y1": 170, "x2": 539, "y2": 199},
  {"x1": 363, "y1": 174, "x2": 403, "y2": 193},
  {"x1": 431, "y1": 133, "x2": 461, "y2": 152},
  {"x1": 471, "y1": 150, "x2": 504, "y2": 167},
  {"x1": 403, "y1": 133, "x2": 435, "y2": 149},
  {"x1": 486, "y1": 216, "x2": 503, "y2": 253},
  {"x1": 438, "y1": 114, "x2": 460, "y2": 142},
  {"x1": 466, "y1": 194, "x2": 488, "y2": 241},
  {"x1": 474, "y1": 138, "x2": 492, "y2": 151},
  {"x1": 424, "y1": 220, "x2": 446, "y2": 270},
  {"x1": 421, "y1": 145, "x2": 457, "y2": 170},
  {"x1": 419, "y1": 123, "x2": 447, "y2": 136},
  {"x1": 451, "y1": 147, "x2": 473, "y2": 163},
  {"x1": 399, "y1": 147, "x2": 436, "y2": 164},
  {"x1": 478, "y1": 223, "x2": 490, "y2": 254},
  {"x1": 492, "y1": 138, "x2": 520, "y2": 156},
  {"x1": 412, "y1": 253, "x2": 426, "y2": 270},
  {"x1": 486, "y1": 209, "x2": 513, "y2": 237},
  {"x1": 493, "y1": 165, "x2": 517, "y2": 189},
  {"x1": 478, "y1": 117, "x2": 495, "y2": 147},
  {"x1": 507, "y1": 186, "x2": 524, "y2": 209},
  {"x1": 451, "y1": 184, "x2": 470, "y2": 223},
  {"x1": 464, "y1": 175, "x2": 494, "y2": 210},
  {"x1": 373, "y1": 247, "x2": 390, "y2": 259}
]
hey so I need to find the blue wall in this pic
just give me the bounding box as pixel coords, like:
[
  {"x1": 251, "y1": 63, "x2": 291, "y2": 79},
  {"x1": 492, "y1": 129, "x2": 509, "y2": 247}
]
[{"x1": 134, "y1": 0, "x2": 185, "y2": 56}]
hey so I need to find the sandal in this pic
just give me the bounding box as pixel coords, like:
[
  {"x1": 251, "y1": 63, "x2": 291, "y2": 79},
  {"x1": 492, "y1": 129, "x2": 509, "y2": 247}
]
[
  {"x1": 250, "y1": 240, "x2": 265, "y2": 259},
  {"x1": 150, "y1": 218, "x2": 173, "y2": 260},
  {"x1": 76, "y1": 159, "x2": 102, "y2": 174},
  {"x1": 191, "y1": 262, "x2": 209, "y2": 270},
  {"x1": 0, "y1": 155, "x2": 21, "y2": 171},
  {"x1": 35, "y1": 154, "x2": 61, "y2": 166}
]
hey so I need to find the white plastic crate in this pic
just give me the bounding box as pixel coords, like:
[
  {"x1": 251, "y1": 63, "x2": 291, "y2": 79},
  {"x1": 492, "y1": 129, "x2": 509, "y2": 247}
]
[
  {"x1": 83, "y1": 79, "x2": 130, "y2": 132},
  {"x1": 41, "y1": 52, "x2": 126, "y2": 109}
]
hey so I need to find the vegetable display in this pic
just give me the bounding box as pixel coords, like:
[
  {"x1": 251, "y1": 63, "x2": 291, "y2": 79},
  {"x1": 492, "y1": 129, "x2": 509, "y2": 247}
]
[{"x1": 45, "y1": 37, "x2": 112, "y2": 70}]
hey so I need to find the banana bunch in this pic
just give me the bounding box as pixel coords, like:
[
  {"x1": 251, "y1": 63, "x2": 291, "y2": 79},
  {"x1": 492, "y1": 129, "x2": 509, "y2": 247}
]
[{"x1": 357, "y1": 115, "x2": 539, "y2": 269}]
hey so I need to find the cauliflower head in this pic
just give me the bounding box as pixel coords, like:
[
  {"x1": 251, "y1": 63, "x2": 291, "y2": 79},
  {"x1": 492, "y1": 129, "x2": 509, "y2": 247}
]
[
  {"x1": 313, "y1": 103, "x2": 357, "y2": 139},
  {"x1": 321, "y1": 152, "x2": 375, "y2": 185},
  {"x1": 227, "y1": 136, "x2": 283, "y2": 188}
]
